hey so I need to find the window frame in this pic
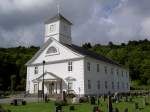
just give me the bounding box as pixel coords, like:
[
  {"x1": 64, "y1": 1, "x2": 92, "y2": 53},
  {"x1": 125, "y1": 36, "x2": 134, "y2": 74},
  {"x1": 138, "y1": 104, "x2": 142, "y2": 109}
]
[
  {"x1": 105, "y1": 81, "x2": 108, "y2": 89},
  {"x1": 97, "y1": 80, "x2": 100, "y2": 89},
  {"x1": 111, "y1": 68, "x2": 114, "y2": 75},
  {"x1": 116, "y1": 69, "x2": 119, "y2": 76},
  {"x1": 87, "y1": 62, "x2": 91, "y2": 71},
  {"x1": 88, "y1": 80, "x2": 91, "y2": 89},
  {"x1": 34, "y1": 66, "x2": 38, "y2": 74},
  {"x1": 104, "y1": 66, "x2": 107, "y2": 74},
  {"x1": 68, "y1": 61, "x2": 73, "y2": 72},
  {"x1": 117, "y1": 82, "x2": 119, "y2": 89},
  {"x1": 122, "y1": 71, "x2": 124, "y2": 77},
  {"x1": 49, "y1": 24, "x2": 56, "y2": 32},
  {"x1": 97, "y1": 64, "x2": 100, "y2": 72},
  {"x1": 46, "y1": 46, "x2": 59, "y2": 56},
  {"x1": 112, "y1": 81, "x2": 114, "y2": 89}
]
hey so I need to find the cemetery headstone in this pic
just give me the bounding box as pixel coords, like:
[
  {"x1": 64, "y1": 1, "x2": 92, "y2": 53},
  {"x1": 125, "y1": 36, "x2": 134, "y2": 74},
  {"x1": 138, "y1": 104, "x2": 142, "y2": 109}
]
[
  {"x1": 44, "y1": 94, "x2": 48, "y2": 103},
  {"x1": 91, "y1": 97, "x2": 96, "y2": 105},
  {"x1": 55, "y1": 105, "x2": 62, "y2": 112},
  {"x1": 97, "y1": 97, "x2": 100, "y2": 105},
  {"x1": 22, "y1": 100, "x2": 26, "y2": 105},
  {"x1": 14, "y1": 99, "x2": 17, "y2": 106}
]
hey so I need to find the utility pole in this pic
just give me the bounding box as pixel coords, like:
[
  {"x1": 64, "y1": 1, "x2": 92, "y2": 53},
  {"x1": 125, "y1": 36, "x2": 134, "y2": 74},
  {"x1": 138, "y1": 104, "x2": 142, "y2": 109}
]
[{"x1": 42, "y1": 60, "x2": 45, "y2": 101}]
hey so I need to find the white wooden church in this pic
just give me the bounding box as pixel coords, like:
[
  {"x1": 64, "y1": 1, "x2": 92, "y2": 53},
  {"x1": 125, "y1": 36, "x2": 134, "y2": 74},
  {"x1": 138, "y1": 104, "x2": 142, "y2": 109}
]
[{"x1": 26, "y1": 13, "x2": 130, "y2": 96}]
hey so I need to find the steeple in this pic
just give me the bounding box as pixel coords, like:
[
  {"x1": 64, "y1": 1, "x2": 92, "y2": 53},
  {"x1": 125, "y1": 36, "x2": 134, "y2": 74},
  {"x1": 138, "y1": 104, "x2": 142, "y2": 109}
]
[{"x1": 44, "y1": 14, "x2": 72, "y2": 45}]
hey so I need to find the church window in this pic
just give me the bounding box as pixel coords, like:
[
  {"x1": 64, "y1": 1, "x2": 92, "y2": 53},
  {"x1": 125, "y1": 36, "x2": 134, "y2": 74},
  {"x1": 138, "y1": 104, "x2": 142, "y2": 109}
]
[
  {"x1": 122, "y1": 71, "x2": 124, "y2": 77},
  {"x1": 87, "y1": 62, "x2": 91, "y2": 71},
  {"x1": 97, "y1": 80, "x2": 100, "y2": 89},
  {"x1": 88, "y1": 80, "x2": 91, "y2": 89},
  {"x1": 49, "y1": 24, "x2": 55, "y2": 32},
  {"x1": 68, "y1": 61, "x2": 73, "y2": 71},
  {"x1": 112, "y1": 81, "x2": 114, "y2": 89},
  {"x1": 116, "y1": 69, "x2": 119, "y2": 76},
  {"x1": 105, "y1": 81, "x2": 108, "y2": 89},
  {"x1": 34, "y1": 66, "x2": 38, "y2": 74},
  {"x1": 117, "y1": 82, "x2": 119, "y2": 89},
  {"x1": 126, "y1": 83, "x2": 129, "y2": 89},
  {"x1": 46, "y1": 46, "x2": 57, "y2": 54},
  {"x1": 63, "y1": 25, "x2": 68, "y2": 33},
  {"x1": 97, "y1": 64, "x2": 100, "y2": 72},
  {"x1": 104, "y1": 66, "x2": 107, "y2": 74},
  {"x1": 122, "y1": 82, "x2": 124, "y2": 89},
  {"x1": 111, "y1": 68, "x2": 114, "y2": 75},
  {"x1": 126, "y1": 72, "x2": 128, "y2": 78}
]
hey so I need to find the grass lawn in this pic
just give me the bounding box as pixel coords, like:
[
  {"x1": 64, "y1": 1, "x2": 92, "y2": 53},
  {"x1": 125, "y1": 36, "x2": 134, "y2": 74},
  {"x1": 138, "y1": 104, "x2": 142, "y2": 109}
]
[{"x1": 1, "y1": 96, "x2": 150, "y2": 112}]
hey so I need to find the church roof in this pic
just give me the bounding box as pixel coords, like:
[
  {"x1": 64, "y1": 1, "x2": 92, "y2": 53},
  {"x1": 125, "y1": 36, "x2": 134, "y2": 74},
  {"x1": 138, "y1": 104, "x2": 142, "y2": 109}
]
[
  {"x1": 62, "y1": 43, "x2": 123, "y2": 67},
  {"x1": 45, "y1": 13, "x2": 72, "y2": 25},
  {"x1": 26, "y1": 38, "x2": 123, "y2": 68}
]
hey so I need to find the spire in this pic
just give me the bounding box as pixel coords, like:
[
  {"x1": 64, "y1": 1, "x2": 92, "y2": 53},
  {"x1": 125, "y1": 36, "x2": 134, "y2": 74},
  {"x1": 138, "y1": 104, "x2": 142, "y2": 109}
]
[{"x1": 57, "y1": 0, "x2": 60, "y2": 14}]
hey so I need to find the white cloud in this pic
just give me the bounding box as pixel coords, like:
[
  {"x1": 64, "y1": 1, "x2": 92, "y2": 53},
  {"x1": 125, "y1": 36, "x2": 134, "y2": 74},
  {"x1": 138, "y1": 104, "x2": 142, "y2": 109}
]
[
  {"x1": 0, "y1": 0, "x2": 150, "y2": 47},
  {"x1": 141, "y1": 17, "x2": 150, "y2": 37}
]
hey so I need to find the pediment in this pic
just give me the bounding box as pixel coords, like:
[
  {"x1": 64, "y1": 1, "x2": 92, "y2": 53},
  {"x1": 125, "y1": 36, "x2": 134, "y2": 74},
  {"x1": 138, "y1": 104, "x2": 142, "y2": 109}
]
[
  {"x1": 32, "y1": 72, "x2": 61, "y2": 82},
  {"x1": 26, "y1": 38, "x2": 83, "y2": 66}
]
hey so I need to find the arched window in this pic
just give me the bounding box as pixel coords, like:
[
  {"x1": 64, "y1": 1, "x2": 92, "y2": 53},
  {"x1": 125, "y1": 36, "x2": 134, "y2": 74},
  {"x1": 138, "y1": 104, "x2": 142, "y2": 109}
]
[{"x1": 46, "y1": 46, "x2": 57, "y2": 54}]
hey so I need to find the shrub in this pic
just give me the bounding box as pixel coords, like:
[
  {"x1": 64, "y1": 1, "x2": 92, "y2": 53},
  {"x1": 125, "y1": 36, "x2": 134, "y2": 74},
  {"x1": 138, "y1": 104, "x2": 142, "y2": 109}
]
[
  {"x1": 79, "y1": 97, "x2": 88, "y2": 103},
  {"x1": 0, "y1": 104, "x2": 11, "y2": 112}
]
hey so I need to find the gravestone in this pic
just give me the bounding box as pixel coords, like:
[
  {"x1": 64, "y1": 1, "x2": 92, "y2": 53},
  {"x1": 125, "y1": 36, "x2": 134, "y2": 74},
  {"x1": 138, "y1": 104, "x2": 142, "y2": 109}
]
[
  {"x1": 104, "y1": 95, "x2": 107, "y2": 101},
  {"x1": 91, "y1": 97, "x2": 96, "y2": 105},
  {"x1": 44, "y1": 94, "x2": 48, "y2": 103},
  {"x1": 97, "y1": 97, "x2": 100, "y2": 105},
  {"x1": 55, "y1": 105, "x2": 62, "y2": 112}
]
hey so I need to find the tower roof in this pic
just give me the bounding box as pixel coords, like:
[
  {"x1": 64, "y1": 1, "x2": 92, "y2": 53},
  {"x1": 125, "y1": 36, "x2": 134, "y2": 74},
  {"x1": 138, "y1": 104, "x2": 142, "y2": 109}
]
[{"x1": 45, "y1": 13, "x2": 72, "y2": 25}]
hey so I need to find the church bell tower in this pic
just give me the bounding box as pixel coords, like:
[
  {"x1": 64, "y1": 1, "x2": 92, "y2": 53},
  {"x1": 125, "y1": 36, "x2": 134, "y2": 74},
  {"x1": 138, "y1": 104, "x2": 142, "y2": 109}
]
[{"x1": 44, "y1": 14, "x2": 72, "y2": 45}]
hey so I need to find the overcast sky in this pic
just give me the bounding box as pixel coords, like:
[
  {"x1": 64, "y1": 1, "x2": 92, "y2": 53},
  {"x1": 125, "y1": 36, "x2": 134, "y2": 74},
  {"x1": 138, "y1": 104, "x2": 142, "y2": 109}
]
[{"x1": 0, "y1": 0, "x2": 150, "y2": 47}]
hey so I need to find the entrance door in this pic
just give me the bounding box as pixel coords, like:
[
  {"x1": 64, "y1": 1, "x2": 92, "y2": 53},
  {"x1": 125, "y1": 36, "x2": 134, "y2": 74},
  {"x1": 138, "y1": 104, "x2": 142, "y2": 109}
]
[
  {"x1": 34, "y1": 84, "x2": 38, "y2": 93},
  {"x1": 49, "y1": 83, "x2": 54, "y2": 94}
]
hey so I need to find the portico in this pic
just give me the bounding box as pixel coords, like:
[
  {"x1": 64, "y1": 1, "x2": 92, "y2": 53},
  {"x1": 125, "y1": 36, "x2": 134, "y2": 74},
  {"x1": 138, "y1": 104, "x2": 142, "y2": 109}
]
[{"x1": 32, "y1": 72, "x2": 62, "y2": 95}]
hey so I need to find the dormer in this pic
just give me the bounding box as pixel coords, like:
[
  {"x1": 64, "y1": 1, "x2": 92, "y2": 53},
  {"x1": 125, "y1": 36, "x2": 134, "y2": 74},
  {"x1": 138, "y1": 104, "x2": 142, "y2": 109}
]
[{"x1": 44, "y1": 14, "x2": 72, "y2": 45}]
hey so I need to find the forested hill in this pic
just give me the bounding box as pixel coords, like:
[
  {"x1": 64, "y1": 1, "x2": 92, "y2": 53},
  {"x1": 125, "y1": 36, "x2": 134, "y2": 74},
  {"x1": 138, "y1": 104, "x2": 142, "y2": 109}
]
[
  {"x1": 0, "y1": 46, "x2": 39, "y2": 91},
  {"x1": 0, "y1": 39, "x2": 150, "y2": 91},
  {"x1": 83, "y1": 39, "x2": 150, "y2": 87}
]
